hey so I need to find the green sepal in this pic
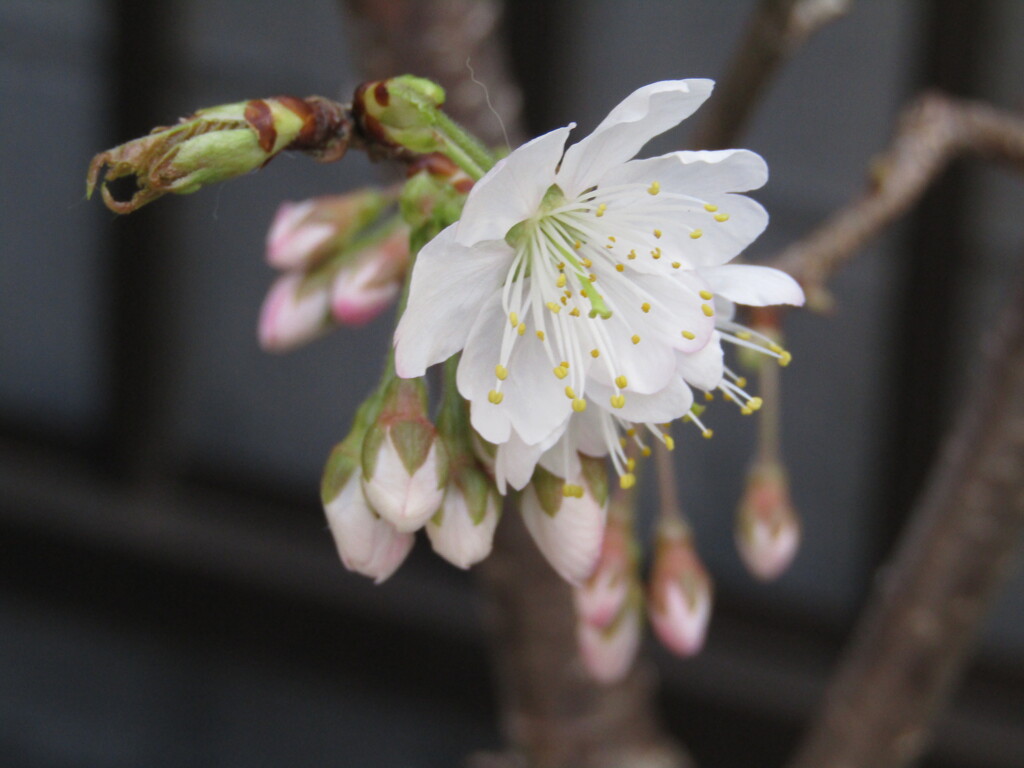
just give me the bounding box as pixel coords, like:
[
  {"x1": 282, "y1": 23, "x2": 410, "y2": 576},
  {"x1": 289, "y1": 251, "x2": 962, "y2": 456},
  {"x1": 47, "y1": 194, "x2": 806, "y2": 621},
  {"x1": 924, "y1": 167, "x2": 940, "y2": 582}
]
[
  {"x1": 530, "y1": 466, "x2": 565, "y2": 518},
  {"x1": 320, "y1": 393, "x2": 382, "y2": 504},
  {"x1": 580, "y1": 454, "x2": 609, "y2": 508}
]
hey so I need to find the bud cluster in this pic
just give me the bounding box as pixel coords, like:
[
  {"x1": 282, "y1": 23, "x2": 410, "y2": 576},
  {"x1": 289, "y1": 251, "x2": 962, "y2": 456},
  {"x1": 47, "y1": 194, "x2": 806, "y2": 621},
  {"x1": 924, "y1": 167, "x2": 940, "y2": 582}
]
[{"x1": 259, "y1": 190, "x2": 410, "y2": 352}]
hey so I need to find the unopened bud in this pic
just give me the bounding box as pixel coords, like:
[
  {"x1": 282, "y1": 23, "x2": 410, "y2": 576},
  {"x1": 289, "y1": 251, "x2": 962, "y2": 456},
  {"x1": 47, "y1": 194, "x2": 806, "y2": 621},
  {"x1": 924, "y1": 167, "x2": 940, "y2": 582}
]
[
  {"x1": 323, "y1": 465, "x2": 414, "y2": 584},
  {"x1": 736, "y1": 460, "x2": 801, "y2": 580},
  {"x1": 426, "y1": 464, "x2": 500, "y2": 569},
  {"x1": 88, "y1": 96, "x2": 349, "y2": 214},
  {"x1": 258, "y1": 272, "x2": 331, "y2": 352},
  {"x1": 354, "y1": 76, "x2": 447, "y2": 155},
  {"x1": 521, "y1": 457, "x2": 608, "y2": 585},
  {"x1": 266, "y1": 189, "x2": 388, "y2": 270},
  {"x1": 577, "y1": 590, "x2": 642, "y2": 684},
  {"x1": 362, "y1": 378, "x2": 448, "y2": 532},
  {"x1": 574, "y1": 513, "x2": 633, "y2": 629},
  {"x1": 648, "y1": 521, "x2": 713, "y2": 657},
  {"x1": 331, "y1": 225, "x2": 409, "y2": 326}
]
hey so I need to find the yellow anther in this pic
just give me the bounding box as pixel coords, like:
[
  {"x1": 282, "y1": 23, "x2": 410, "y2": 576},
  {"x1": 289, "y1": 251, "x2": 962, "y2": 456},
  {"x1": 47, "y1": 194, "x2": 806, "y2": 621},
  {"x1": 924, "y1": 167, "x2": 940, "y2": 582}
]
[
  {"x1": 536, "y1": 330, "x2": 546, "y2": 341},
  {"x1": 664, "y1": 435, "x2": 675, "y2": 451},
  {"x1": 553, "y1": 365, "x2": 568, "y2": 379},
  {"x1": 564, "y1": 386, "x2": 576, "y2": 399},
  {"x1": 580, "y1": 289, "x2": 588, "y2": 298},
  {"x1": 572, "y1": 398, "x2": 587, "y2": 413},
  {"x1": 736, "y1": 331, "x2": 752, "y2": 340},
  {"x1": 723, "y1": 392, "x2": 733, "y2": 402},
  {"x1": 641, "y1": 302, "x2": 651, "y2": 313},
  {"x1": 704, "y1": 392, "x2": 714, "y2": 402},
  {"x1": 517, "y1": 322, "x2": 526, "y2": 336},
  {"x1": 740, "y1": 406, "x2": 753, "y2": 416},
  {"x1": 714, "y1": 213, "x2": 730, "y2": 222},
  {"x1": 495, "y1": 364, "x2": 508, "y2": 380},
  {"x1": 561, "y1": 296, "x2": 568, "y2": 305},
  {"x1": 556, "y1": 273, "x2": 567, "y2": 288},
  {"x1": 615, "y1": 375, "x2": 628, "y2": 388},
  {"x1": 701, "y1": 303, "x2": 714, "y2": 317},
  {"x1": 641, "y1": 446, "x2": 652, "y2": 457},
  {"x1": 631, "y1": 334, "x2": 640, "y2": 345},
  {"x1": 615, "y1": 264, "x2": 625, "y2": 272},
  {"x1": 569, "y1": 308, "x2": 581, "y2": 317},
  {"x1": 699, "y1": 290, "x2": 713, "y2": 300},
  {"x1": 681, "y1": 330, "x2": 696, "y2": 340},
  {"x1": 582, "y1": 257, "x2": 593, "y2": 268},
  {"x1": 735, "y1": 376, "x2": 747, "y2": 388},
  {"x1": 595, "y1": 203, "x2": 607, "y2": 217},
  {"x1": 557, "y1": 262, "x2": 565, "y2": 270},
  {"x1": 704, "y1": 203, "x2": 718, "y2": 212},
  {"x1": 651, "y1": 248, "x2": 662, "y2": 259},
  {"x1": 605, "y1": 244, "x2": 614, "y2": 250},
  {"x1": 610, "y1": 394, "x2": 626, "y2": 409},
  {"x1": 620, "y1": 473, "x2": 637, "y2": 489},
  {"x1": 619, "y1": 437, "x2": 628, "y2": 448},
  {"x1": 562, "y1": 483, "x2": 583, "y2": 498},
  {"x1": 589, "y1": 273, "x2": 597, "y2": 282},
  {"x1": 509, "y1": 312, "x2": 519, "y2": 327},
  {"x1": 626, "y1": 458, "x2": 636, "y2": 471},
  {"x1": 590, "y1": 348, "x2": 600, "y2": 358},
  {"x1": 701, "y1": 429, "x2": 714, "y2": 439},
  {"x1": 488, "y1": 389, "x2": 504, "y2": 404},
  {"x1": 648, "y1": 181, "x2": 660, "y2": 195},
  {"x1": 547, "y1": 301, "x2": 561, "y2": 313},
  {"x1": 747, "y1": 396, "x2": 763, "y2": 411},
  {"x1": 690, "y1": 229, "x2": 703, "y2": 239},
  {"x1": 778, "y1": 351, "x2": 793, "y2": 367},
  {"x1": 573, "y1": 240, "x2": 582, "y2": 250},
  {"x1": 561, "y1": 361, "x2": 570, "y2": 368},
  {"x1": 608, "y1": 235, "x2": 616, "y2": 243},
  {"x1": 653, "y1": 229, "x2": 662, "y2": 239},
  {"x1": 628, "y1": 250, "x2": 637, "y2": 260},
  {"x1": 626, "y1": 428, "x2": 636, "y2": 437},
  {"x1": 671, "y1": 261, "x2": 681, "y2": 269}
]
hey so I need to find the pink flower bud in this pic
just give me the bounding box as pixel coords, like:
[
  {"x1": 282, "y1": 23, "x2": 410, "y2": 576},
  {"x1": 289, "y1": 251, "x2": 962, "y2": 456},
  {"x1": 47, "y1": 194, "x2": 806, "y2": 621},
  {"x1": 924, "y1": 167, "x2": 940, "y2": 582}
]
[
  {"x1": 258, "y1": 272, "x2": 331, "y2": 352},
  {"x1": 323, "y1": 467, "x2": 414, "y2": 584},
  {"x1": 736, "y1": 461, "x2": 801, "y2": 580},
  {"x1": 330, "y1": 227, "x2": 409, "y2": 326},
  {"x1": 362, "y1": 379, "x2": 448, "y2": 532},
  {"x1": 574, "y1": 514, "x2": 632, "y2": 629},
  {"x1": 265, "y1": 190, "x2": 389, "y2": 270},
  {"x1": 520, "y1": 462, "x2": 608, "y2": 585},
  {"x1": 648, "y1": 522, "x2": 713, "y2": 657},
  {"x1": 577, "y1": 598, "x2": 642, "y2": 684}
]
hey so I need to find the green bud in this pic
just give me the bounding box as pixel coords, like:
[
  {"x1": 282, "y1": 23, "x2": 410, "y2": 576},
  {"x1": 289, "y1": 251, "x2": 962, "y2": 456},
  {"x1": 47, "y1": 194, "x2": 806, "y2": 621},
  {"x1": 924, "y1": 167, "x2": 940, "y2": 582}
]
[
  {"x1": 355, "y1": 76, "x2": 447, "y2": 155},
  {"x1": 88, "y1": 95, "x2": 349, "y2": 214}
]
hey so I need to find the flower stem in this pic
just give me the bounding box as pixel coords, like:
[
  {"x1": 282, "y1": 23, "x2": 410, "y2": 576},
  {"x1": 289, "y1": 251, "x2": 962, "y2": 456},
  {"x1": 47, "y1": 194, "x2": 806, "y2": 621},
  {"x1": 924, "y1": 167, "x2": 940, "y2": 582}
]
[{"x1": 433, "y1": 110, "x2": 496, "y2": 179}]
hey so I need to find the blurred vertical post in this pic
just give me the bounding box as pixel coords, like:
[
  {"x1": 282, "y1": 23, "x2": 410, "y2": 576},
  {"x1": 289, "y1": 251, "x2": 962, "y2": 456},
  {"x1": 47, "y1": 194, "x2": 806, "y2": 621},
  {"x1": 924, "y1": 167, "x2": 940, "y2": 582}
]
[{"x1": 339, "y1": 1, "x2": 689, "y2": 765}]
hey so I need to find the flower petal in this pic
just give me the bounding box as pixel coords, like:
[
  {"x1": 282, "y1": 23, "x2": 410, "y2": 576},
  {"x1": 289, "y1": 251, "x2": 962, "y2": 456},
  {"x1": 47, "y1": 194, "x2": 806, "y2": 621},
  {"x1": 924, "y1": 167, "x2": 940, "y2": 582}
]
[
  {"x1": 395, "y1": 226, "x2": 513, "y2": 377},
  {"x1": 700, "y1": 264, "x2": 805, "y2": 307},
  {"x1": 495, "y1": 431, "x2": 547, "y2": 493},
  {"x1": 588, "y1": 375, "x2": 694, "y2": 424},
  {"x1": 454, "y1": 125, "x2": 572, "y2": 246},
  {"x1": 458, "y1": 285, "x2": 573, "y2": 446},
  {"x1": 600, "y1": 148, "x2": 768, "y2": 194},
  {"x1": 557, "y1": 79, "x2": 714, "y2": 196},
  {"x1": 521, "y1": 483, "x2": 607, "y2": 584},
  {"x1": 676, "y1": 331, "x2": 725, "y2": 392}
]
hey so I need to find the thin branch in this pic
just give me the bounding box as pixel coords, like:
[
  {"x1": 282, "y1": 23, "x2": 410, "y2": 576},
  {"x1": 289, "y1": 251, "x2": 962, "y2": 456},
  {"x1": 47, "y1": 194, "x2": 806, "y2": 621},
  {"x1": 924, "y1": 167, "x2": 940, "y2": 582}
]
[
  {"x1": 690, "y1": 0, "x2": 851, "y2": 150},
  {"x1": 786, "y1": 273, "x2": 1024, "y2": 768},
  {"x1": 769, "y1": 93, "x2": 1024, "y2": 308}
]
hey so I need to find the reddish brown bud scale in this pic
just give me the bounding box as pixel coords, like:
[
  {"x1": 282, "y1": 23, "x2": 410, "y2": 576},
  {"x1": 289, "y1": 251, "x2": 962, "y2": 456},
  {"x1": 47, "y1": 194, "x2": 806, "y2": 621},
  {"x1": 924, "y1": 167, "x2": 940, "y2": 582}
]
[
  {"x1": 373, "y1": 81, "x2": 390, "y2": 107},
  {"x1": 244, "y1": 100, "x2": 277, "y2": 152}
]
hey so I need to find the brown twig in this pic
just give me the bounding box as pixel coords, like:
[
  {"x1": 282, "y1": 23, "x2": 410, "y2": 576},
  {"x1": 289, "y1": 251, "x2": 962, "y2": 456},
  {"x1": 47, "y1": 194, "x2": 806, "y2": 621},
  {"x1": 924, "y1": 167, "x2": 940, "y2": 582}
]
[
  {"x1": 769, "y1": 93, "x2": 1024, "y2": 308},
  {"x1": 690, "y1": 0, "x2": 851, "y2": 150},
  {"x1": 786, "y1": 271, "x2": 1024, "y2": 768}
]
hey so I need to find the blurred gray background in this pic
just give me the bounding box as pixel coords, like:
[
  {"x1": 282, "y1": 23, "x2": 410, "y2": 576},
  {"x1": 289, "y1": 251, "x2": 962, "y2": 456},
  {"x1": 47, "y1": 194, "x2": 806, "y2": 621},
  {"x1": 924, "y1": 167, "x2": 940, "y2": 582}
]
[{"x1": 1, "y1": 1, "x2": 1022, "y2": 766}]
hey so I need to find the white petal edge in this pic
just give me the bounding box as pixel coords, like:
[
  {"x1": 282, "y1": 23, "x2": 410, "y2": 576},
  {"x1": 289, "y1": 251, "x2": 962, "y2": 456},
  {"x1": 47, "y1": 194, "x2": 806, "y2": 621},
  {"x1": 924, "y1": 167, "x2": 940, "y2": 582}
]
[{"x1": 700, "y1": 264, "x2": 805, "y2": 307}]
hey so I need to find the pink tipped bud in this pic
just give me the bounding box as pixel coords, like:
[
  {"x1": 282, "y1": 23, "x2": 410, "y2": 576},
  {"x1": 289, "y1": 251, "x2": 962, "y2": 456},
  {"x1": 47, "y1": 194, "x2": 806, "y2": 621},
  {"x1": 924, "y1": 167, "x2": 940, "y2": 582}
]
[
  {"x1": 266, "y1": 190, "x2": 389, "y2": 270},
  {"x1": 426, "y1": 477, "x2": 500, "y2": 569},
  {"x1": 577, "y1": 596, "x2": 642, "y2": 684},
  {"x1": 330, "y1": 226, "x2": 409, "y2": 326},
  {"x1": 258, "y1": 272, "x2": 331, "y2": 352},
  {"x1": 649, "y1": 522, "x2": 713, "y2": 657},
  {"x1": 574, "y1": 514, "x2": 632, "y2": 629},
  {"x1": 361, "y1": 379, "x2": 449, "y2": 533},
  {"x1": 736, "y1": 461, "x2": 801, "y2": 580},
  {"x1": 520, "y1": 459, "x2": 609, "y2": 585},
  {"x1": 323, "y1": 467, "x2": 414, "y2": 584}
]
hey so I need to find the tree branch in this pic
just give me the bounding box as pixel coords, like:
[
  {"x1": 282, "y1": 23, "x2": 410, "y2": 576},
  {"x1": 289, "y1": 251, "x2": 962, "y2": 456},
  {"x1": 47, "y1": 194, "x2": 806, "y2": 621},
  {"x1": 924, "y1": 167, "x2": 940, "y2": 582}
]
[
  {"x1": 690, "y1": 0, "x2": 851, "y2": 150},
  {"x1": 786, "y1": 271, "x2": 1024, "y2": 768},
  {"x1": 769, "y1": 93, "x2": 1024, "y2": 308}
]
